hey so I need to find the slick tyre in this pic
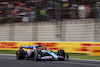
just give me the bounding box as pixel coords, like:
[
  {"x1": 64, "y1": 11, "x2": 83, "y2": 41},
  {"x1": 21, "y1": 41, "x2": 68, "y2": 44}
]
[
  {"x1": 16, "y1": 49, "x2": 25, "y2": 60},
  {"x1": 57, "y1": 49, "x2": 65, "y2": 61}
]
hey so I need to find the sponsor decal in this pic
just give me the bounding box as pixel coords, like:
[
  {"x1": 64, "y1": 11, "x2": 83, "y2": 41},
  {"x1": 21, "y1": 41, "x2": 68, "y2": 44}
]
[
  {"x1": 0, "y1": 47, "x2": 19, "y2": 48},
  {"x1": 0, "y1": 42, "x2": 17, "y2": 46},
  {"x1": 82, "y1": 44, "x2": 100, "y2": 46},
  {"x1": 35, "y1": 43, "x2": 57, "y2": 47},
  {"x1": 89, "y1": 47, "x2": 100, "y2": 56},
  {"x1": 35, "y1": 43, "x2": 59, "y2": 50},
  {"x1": 75, "y1": 46, "x2": 89, "y2": 52},
  {"x1": 48, "y1": 48, "x2": 59, "y2": 50},
  {"x1": 0, "y1": 42, "x2": 19, "y2": 49},
  {"x1": 93, "y1": 50, "x2": 100, "y2": 52},
  {"x1": 79, "y1": 47, "x2": 89, "y2": 51},
  {"x1": 75, "y1": 43, "x2": 100, "y2": 52}
]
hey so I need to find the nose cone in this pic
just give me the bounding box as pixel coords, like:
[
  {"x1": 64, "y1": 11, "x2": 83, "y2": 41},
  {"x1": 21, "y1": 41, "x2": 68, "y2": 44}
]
[
  {"x1": 49, "y1": 52, "x2": 58, "y2": 59},
  {"x1": 54, "y1": 56, "x2": 58, "y2": 59}
]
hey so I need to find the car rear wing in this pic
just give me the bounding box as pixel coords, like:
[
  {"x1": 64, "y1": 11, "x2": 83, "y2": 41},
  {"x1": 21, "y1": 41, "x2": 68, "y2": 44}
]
[{"x1": 21, "y1": 46, "x2": 34, "y2": 49}]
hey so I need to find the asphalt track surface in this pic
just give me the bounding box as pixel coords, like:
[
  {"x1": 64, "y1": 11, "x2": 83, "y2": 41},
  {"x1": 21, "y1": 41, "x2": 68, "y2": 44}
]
[{"x1": 0, "y1": 54, "x2": 100, "y2": 67}]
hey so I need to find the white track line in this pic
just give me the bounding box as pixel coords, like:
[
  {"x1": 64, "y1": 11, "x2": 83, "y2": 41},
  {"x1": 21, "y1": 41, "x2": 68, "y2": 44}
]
[
  {"x1": 55, "y1": 61, "x2": 100, "y2": 67},
  {"x1": 0, "y1": 57, "x2": 15, "y2": 59},
  {"x1": 0, "y1": 54, "x2": 15, "y2": 56}
]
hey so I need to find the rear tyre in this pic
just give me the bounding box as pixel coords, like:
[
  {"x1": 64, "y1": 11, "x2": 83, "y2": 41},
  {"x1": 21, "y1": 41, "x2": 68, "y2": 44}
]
[
  {"x1": 16, "y1": 49, "x2": 25, "y2": 60},
  {"x1": 57, "y1": 49, "x2": 65, "y2": 61}
]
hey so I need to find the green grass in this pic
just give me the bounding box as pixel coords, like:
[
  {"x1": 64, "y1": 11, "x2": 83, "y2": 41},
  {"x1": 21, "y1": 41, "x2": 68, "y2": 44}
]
[
  {"x1": 68, "y1": 53, "x2": 100, "y2": 60},
  {"x1": 0, "y1": 50, "x2": 100, "y2": 60},
  {"x1": 0, "y1": 50, "x2": 16, "y2": 54}
]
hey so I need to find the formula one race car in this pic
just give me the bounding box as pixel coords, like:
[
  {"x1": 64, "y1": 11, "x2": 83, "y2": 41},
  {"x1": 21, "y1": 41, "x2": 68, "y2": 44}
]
[{"x1": 16, "y1": 45, "x2": 69, "y2": 61}]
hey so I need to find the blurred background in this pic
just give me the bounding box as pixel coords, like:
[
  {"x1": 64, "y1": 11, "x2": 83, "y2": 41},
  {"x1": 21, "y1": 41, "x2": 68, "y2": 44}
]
[{"x1": 0, "y1": 0, "x2": 100, "y2": 42}]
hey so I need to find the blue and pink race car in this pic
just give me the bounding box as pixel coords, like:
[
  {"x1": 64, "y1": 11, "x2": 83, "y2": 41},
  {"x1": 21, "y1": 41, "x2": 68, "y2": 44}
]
[{"x1": 16, "y1": 44, "x2": 69, "y2": 61}]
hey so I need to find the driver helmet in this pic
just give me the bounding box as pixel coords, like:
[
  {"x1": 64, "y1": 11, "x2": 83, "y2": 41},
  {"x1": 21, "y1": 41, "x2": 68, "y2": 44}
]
[{"x1": 43, "y1": 47, "x2": 46, "y2": 50}]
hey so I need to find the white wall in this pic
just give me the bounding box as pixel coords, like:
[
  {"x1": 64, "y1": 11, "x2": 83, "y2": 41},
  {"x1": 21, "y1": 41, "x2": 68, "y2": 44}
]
[
  {"x1": 65, "y1": 19, "x2": 95, "y2": 42},
  {"x1": 0, "y1": 24, "x2": 9, "y2": 41},
  {"x1": 0, "y1": 19, "x2": 97, "y2": 42},
  {"x1": 38, "y1": 22, "x2": 58, "y2": 41}
]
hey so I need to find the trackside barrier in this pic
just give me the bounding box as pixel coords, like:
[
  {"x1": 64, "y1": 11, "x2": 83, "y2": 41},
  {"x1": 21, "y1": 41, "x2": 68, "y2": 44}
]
[
  {"x1": 89, "y1": 46, "x2": 100, "y2": 56},
  {"x1": 0, "y1": 41, "x2": 100, "y2": 55}
]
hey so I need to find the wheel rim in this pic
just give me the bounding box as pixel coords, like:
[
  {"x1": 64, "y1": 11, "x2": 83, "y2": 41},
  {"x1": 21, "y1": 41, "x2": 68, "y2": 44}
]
[{"x1": 34, "y1": 52, "x2": 36, "y2": 60}]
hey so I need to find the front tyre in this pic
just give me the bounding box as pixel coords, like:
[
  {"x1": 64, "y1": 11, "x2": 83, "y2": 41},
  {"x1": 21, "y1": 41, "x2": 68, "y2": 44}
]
[
  {"x1": 16, "y1": 49, "x2": 25, "y2": 60},
  {"x1": 57, "y1": 49, "x2": 65, "y2": 61}
]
